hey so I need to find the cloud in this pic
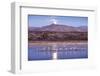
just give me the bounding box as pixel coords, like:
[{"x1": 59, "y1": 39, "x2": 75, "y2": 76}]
[{"x1": 50, "y1": 16, "x2": 58, "y2": 24}]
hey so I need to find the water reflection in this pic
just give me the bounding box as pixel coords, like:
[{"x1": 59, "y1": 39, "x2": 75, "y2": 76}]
[{"x1": 28, "y1": 43, "x2": 88, "y2": 61}]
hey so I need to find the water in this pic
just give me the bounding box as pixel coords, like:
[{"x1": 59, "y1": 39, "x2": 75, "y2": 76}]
[
  {"x1": 28, "y1": 45, "x2": 53, "y2": 60},
  {"x1": 28, "y1": 43, "x2": 88, "y2": 61},
  {"x1": 57, "y1": 44, "x2": 88, "y2": 59}
]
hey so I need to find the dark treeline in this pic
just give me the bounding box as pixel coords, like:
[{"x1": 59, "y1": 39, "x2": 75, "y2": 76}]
[{"x1": 28, "y1": 31, "x2": 88, "y2": 41}]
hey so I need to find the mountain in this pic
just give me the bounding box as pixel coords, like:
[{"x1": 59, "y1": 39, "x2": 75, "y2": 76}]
[
  {"x1": 77, "y1": 26, "x2": 88, "y2": 32},
  {"x1": 29, "y1": 24, "x2": 87, "y2": 32},
  {"x1": 28, "y1": 27, "x2": 40, "y2": 31}
]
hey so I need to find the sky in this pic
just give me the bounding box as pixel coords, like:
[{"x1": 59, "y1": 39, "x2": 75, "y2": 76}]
[{"x1": 28, "y1": 15, "x2": 88, "y2": 27}]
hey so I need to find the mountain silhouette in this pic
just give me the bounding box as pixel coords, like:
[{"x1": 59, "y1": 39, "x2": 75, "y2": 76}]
[{"x1": 29, "y1": 24, "x2": 87, "y2": 32}]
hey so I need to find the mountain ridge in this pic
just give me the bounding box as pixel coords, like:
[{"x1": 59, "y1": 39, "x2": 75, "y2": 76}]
[{"x1": 29, "y1": 24, "x2": 87, "y2": 32}]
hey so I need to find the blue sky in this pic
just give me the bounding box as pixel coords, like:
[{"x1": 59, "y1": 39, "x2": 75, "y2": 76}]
[{"x1": 28, "y1": 15, "x2": 88, "y2": 27}]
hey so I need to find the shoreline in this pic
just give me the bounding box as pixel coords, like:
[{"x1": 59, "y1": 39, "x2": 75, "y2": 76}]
[{"x1": 28, "y1": 41, "x2": 87, "y2": 46}]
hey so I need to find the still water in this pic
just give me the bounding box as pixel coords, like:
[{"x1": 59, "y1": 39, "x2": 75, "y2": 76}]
[{"x1": 28, "y1": 43, "x2": 88, "y2": 61}]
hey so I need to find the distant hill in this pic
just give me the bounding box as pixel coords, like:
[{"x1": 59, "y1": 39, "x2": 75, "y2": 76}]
[{"x1": 29, "y1": 24, "x2": 87, "y2": 32}]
